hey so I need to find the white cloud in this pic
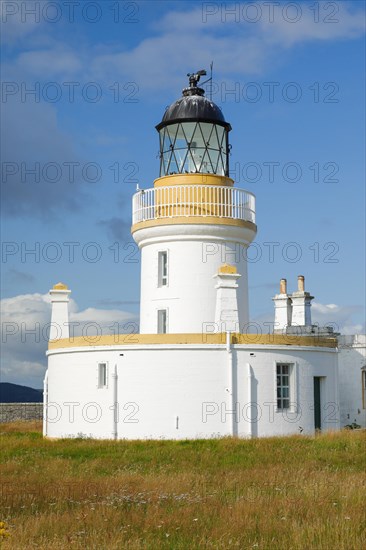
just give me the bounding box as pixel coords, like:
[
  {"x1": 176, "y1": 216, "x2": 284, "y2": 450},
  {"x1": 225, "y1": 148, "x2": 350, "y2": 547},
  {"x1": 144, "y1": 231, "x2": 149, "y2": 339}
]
[
  {"x1": 155, "y1": 2, "x2": 365, "y2": 41},
  {"x1": 1, "y1": 359, "x2": 46, "y2": 390},
  {"x1": 1, "y1": 292, "x2": 138, "y2": 388},
  {"x1": 340, "y1": 324, "x2": 364, "y2": 336},
  {"x1": 1, "y1": 99, "x2": 89, "y2": 219},
  {"x1": 257, "y1": 1, "x2": 365, "y2": 45},
  {"x1": 90, "y1": 2, "x2": 365, "y2": 91},
  {"x1": 16, "y1": 48, "x2": 83, "y2": 78},
  {"x1": 3, "y1": 2, "x2": 364, "y2": 92},
  {"x1": 0, "y1": 0, "x2": 44, "y2": 45},
  {"x1": 70, "y1": 307, "x2": 138, "y2": 335},
  {"x1": 311, "y1": 302, "x2": 364, "y2": 334}
]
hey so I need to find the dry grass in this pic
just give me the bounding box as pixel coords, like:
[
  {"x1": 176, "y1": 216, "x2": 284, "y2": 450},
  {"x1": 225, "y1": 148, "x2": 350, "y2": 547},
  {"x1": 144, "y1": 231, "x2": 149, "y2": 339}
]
[{"x1": 0, "y1": 422, "x2": 365, "y2": 549}]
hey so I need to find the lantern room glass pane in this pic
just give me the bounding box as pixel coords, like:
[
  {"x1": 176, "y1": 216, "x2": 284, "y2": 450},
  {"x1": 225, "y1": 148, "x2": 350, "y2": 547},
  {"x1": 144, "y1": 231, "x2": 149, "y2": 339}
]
[
  {"x1": 216, "y1": 125, "x2": 225, "y2": 146},
  {"x1": 180, "y1": 122, "x2": 196, "y2": 143},
  {"x1": 199, "y1": 123, "x2": 215, "y2": 144},
  {"x1": 166, "y1": 124, "x2": 178, "y2": 145},
  {"x1": 162, "y1": 127, "x2": 173, "y2": 152}
]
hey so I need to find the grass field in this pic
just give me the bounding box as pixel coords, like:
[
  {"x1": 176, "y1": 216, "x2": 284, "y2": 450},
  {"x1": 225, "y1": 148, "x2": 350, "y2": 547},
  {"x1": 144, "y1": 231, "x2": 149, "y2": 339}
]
[{"x1": 0, "y1": 422, "x2": 365, "y2": 549}]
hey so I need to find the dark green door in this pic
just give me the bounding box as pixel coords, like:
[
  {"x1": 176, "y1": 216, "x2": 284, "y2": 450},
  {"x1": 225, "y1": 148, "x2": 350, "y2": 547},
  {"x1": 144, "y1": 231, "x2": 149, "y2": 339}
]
[{"x1": 314, "y1": 377, "x2": 321, "y2": 430}]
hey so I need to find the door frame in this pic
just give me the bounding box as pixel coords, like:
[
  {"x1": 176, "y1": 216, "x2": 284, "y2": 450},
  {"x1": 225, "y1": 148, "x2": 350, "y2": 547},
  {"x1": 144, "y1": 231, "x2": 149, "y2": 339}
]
[{"x1": 313, "y1": 376, "x2": 323, "y2": 431}]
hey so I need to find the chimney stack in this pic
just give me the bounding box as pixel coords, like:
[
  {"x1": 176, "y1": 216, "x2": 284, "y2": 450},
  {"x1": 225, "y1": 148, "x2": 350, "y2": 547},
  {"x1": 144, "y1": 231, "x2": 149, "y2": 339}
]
[
  {"x1": 273, "y1": 278, "x2": 292, "y2": 331},
  {"x1": 214, "y1": 264, "x2": 241, "y2": 332},
  {"x1": 291, "y1": 275, "x2": 313, "y2": 327},
  {"x1": 49, "y1": 282, "x2": 71, "y2": 341}
]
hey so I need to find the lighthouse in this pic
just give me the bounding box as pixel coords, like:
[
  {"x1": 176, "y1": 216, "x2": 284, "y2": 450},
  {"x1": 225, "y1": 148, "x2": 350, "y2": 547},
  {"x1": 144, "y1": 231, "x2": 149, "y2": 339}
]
[
  {"x1": 132, "y1": 71, "x2": 257, "y2": 334},
  {"x1": 45, "y1": 70, "x2": 341, "y2": 440}
]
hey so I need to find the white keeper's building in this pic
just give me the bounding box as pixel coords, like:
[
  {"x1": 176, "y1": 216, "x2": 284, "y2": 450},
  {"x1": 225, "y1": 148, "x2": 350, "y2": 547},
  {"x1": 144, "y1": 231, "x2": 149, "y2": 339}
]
[{"x1": 43, "y1": 72, "x2": 366, "y2": 439}]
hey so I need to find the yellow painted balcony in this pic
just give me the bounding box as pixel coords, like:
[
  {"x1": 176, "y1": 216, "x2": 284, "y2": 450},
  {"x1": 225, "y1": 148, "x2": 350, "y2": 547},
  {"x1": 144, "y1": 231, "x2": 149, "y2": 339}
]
[{"x1": 132, "y1": 185, "x2": 256, "y2": 227}]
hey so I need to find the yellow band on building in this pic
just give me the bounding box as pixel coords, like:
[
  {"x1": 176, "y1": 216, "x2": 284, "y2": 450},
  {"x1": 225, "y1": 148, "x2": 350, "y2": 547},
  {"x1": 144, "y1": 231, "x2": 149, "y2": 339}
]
[
  {"x1": 48, "y1": 333, "x2": 338, "y2": 350},
  {"x1": 132, "y1": 216, "x2": 256, "y2": 234},
  {"x1": 154, "y1": 174, "x2": 234, "y2": 188}
]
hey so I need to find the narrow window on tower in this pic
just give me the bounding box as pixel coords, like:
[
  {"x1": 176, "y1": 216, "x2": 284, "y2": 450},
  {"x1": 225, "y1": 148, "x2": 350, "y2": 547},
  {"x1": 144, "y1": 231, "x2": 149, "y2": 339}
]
[
  {"x1": 157, "y1": 309, "x2": 167, "y2": 334},
  {"x1": 158, "y1": 251, "x2": 168, "y2": 287},
  {"x1": 98, "y1": 363, "x2": 107, "y2": 388}
]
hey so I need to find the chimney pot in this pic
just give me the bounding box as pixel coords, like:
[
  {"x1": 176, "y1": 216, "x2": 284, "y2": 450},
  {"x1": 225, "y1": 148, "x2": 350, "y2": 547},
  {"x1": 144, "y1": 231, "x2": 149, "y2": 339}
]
[
  {"x1": 280, "y1": 278, "x2": 287, "y2": 294},
  {"x1": 298, "y1": 275, "x2": 305, "y2": 292}
]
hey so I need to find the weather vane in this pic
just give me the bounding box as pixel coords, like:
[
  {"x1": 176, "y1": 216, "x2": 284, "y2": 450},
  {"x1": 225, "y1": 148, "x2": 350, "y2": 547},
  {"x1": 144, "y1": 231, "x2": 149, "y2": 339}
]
[
  {"x1": 187, "y1": 64, "x2": 214, "y2": 99},
  {"x1": 187, "y1": 69, "x2": 207, "y2": 88}
]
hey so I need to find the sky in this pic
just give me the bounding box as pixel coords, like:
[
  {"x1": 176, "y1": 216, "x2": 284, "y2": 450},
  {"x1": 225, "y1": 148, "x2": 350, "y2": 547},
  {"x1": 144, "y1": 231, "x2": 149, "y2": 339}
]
[{"x1": 1, "y1": 0, "x2": 365, "y2": 388}]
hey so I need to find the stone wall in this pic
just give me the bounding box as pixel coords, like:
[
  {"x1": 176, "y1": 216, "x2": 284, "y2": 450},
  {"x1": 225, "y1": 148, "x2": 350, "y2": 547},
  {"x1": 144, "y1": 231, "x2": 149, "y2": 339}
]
[{"x1": 0, "y1": 403, "x2": 43, "y2": 423}]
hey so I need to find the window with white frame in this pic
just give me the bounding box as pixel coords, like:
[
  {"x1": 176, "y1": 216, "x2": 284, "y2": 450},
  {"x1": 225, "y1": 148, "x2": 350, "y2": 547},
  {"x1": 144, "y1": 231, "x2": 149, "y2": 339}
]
[
  {"x1": 276, "y1": 363, "x2": 292, "y2": 410},
  {"x1": 158, "y1": 251, "x2": 168, "y2": 287},
  {"x1": 98, "y1": 363, "x2": 107, "y2": 388},
  {"x1": 157, "y1": 309, "x2": 167, "y2": 334}
]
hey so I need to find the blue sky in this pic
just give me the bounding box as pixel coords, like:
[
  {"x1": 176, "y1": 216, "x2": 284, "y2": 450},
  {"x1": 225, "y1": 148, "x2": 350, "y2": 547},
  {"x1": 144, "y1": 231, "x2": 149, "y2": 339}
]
[{"x1": 1, "y1": 0, "x2": 365, "y2": 387}]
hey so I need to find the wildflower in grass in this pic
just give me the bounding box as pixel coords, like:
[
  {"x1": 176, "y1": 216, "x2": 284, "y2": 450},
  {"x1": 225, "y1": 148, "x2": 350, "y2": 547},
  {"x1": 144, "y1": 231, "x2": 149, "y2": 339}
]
[{"x1": 0, "y1": 521, "x2": 10, "y2": 538}]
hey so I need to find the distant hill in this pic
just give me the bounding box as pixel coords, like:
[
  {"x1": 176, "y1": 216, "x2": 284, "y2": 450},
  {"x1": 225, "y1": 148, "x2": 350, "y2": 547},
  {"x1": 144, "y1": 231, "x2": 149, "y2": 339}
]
[{"x1": 0, "y1": 383, "x2": 43, "y2": 403}]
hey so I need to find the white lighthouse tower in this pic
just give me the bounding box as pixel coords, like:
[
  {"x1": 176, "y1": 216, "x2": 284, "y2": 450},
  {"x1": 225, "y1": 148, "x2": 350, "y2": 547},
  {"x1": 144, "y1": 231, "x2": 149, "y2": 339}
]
[{"x1": 132, "y1": 71, "x2": 257, "y2": 334}]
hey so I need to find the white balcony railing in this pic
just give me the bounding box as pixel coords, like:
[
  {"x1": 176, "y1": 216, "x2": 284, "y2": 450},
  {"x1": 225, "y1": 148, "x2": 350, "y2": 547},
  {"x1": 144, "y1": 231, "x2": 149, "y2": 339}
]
[{"x1": 132, "y1": 186, "x2": 255, "y2": 225}]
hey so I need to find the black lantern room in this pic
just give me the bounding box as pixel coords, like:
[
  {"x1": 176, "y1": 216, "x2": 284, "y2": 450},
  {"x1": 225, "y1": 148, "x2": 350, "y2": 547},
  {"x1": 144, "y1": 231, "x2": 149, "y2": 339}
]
[{"x1": 156, "y1": 70, "x2": 232, "y2": 177}]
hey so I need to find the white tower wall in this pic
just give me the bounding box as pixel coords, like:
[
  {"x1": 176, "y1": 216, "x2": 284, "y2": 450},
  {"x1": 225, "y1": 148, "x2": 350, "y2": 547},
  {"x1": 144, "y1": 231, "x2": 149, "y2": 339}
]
[{"x1": 134, "y1": 223, "x2": 255, "y2": 334}]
